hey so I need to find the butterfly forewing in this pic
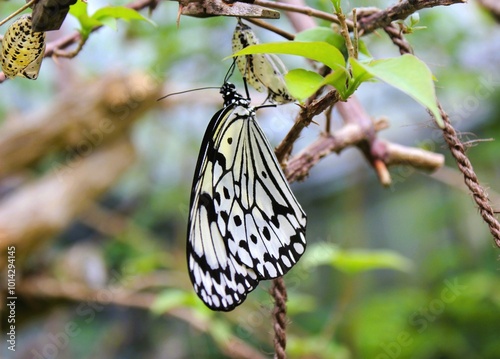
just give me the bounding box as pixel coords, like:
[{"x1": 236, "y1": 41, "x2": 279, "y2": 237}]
[{"x1": 187, "y1": 83, "x2": 306, "y2": 311}]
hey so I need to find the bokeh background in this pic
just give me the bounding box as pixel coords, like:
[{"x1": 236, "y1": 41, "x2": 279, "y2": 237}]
[{"x1": 1, "y1": 0, "x2": 500, "y2": 358}]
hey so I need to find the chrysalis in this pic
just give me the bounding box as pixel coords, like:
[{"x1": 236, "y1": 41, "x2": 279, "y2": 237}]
[
  {"x1": 232, "y1": 19, "x2": 295, "y2": 104},
  {"x1": 1, "y1": 15, "x2": 46, "y2": 80}
]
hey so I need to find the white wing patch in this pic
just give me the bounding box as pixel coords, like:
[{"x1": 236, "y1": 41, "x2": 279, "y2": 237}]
[
  {"x1": 187, "y1": 83, "x2": 306, "y2": 311},
  {"x1": 232, "y1": 20, "x2": 295, "y2": 104},
  {"x1": 1, "y1": 15, "x2": 46, "y2": 80}
]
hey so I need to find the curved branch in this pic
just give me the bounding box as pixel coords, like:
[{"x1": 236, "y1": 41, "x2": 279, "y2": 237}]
[
  {"x1": 358, "y1": 0, "x2": 467, "y2": 35},
  {"x1": 285, "y1": 121, "x2": 444, "y2": 183}
]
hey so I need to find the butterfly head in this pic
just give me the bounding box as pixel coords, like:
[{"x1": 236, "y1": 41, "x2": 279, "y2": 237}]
[{"x1": 220, "y1": 82, "x2": 250, "y2": 108}]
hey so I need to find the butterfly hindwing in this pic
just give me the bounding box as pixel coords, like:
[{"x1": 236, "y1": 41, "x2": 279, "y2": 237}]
[
  {"x1": 187, "y1": 83, "x2": 306, "y2": 311},
  {"x1": 188, "y1": 103, "x2": 260, "y2": 311}
]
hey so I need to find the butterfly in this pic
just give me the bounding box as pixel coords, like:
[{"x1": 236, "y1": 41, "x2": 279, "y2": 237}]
[
  {"x1": 1, "y1": 14, "x2": 46, "y2": 80},
  {"x1": 186, "y1": 75, "x2": 307, "y2": 311},
  {"x1": 232, "y1": 19, "x2": 295, "y2": 104}
]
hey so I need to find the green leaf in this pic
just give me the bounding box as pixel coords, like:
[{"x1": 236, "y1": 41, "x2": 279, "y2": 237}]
[
  {"x1": 285, "y1": 69, "x2": 325, "y2": 102},
  {"x1": 357, "y1": 39, "x2": 373, "y2": 61},
  {"x1": 301, "y1": 243, "x2": 340, "y2": 268},
  {"x1": 69, "y1": 1, "x2": 155, "y2": 38},
  {"x1": 69, "y1": 0, "x2": 101, "y2": 38},
  {"x1": 92, "y1": 6, "x2": 156, "y2": 27},
  {"x1": 322, "y1": 68, "x2": 349, "y2": 98},
  {"x1": 330, "y1": 0, "x2": 342, "y2": 12},
  {"x1": 350, "y1": 55, "x2": 443, "y2": 127},
  {"x1": 332, "y1": 249, "x2": 413, "y2": 274},
  {"x1": 230, "y1": 41, "x2": 346, "y2": 72},
  {"x1": 295, "y1": 28, "x2": 346, "y2": 54},
  {"x1": 301, "y1": 243, "x2": 412, "y2": 274}
]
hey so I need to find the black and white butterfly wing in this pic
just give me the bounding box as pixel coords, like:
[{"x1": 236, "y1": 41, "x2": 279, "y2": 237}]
[{"x1": 187, "y1": 86, "x2": 307, "y2": 311}]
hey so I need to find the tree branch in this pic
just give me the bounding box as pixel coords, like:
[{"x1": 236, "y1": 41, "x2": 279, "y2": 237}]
[
  {"x1": 358, "y1": 0, "x2": 467, "y2": 35},
  {"x1": 0, "y1": 72, "x2": 161, "y2": 265},
  {"x1": 0, "y1": 72, "x2": 160, "y2": 178},
  {"x1": 285, "y1": 120, "x2": 444, "y2": 183},
  {"x1": 275, "y1": 89, "x2": 341, "y2": 163}
]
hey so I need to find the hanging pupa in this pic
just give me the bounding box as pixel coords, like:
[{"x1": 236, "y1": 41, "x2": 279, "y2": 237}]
[
  {"x1": 1, "y1": 14, "x2": 46, "y2": 80},
  {"x1": 232, "y1": 19, "x2": 295, "y2": 104}
]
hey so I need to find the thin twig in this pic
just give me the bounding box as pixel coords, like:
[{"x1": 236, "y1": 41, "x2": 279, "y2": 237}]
[
  {"x1": 52, "y1": 36, "x2": 88, "y2": 58},
  {"x1": 254, "y1": 0, "x2": 348, "y2": 27},
  {"x1": 352, "y1": 9, "x2": 359, "y2": 59},
  {"x1": 336, "y1": 6, "x2": 355, "y2": 59},
  {"x1": 284, "y1": 121, "x2": 444, "y2": 183},
  {"x1": 246, "y1": 18, "x2": 295, "y2": 40},
  {"x1": 0, "y1": 0, "x2": 36, "y2": 27}
]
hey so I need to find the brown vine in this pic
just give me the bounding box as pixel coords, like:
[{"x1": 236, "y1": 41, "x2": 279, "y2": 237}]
[
  {"x1": 379, "y1": 12, "x2": 500, "y2": 247},
  {"x1": 439, "y1": 107, "x2": 500, "y2": 247},
  {"x1": 270, "y1": 277, "x2": 288, "y2": 359}
]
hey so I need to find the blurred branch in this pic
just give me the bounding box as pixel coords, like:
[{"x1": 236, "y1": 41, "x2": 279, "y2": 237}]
[
  {"x1": 0, "y1": 72, "x2": 162, "y2": 265},
  {"x1": 477, "y1": 0, "x2": 500, "y2": 22},
  {"x1": 16, "y1": 276, "x2": 267, "y2": 359},
  {"x1": 0, "y1": 72, "x2": 161, "y2": 178},
  {"x1": 285, "y1": 120, "x2": 444, "y2": 183},
  {"x1": 0, "y1": 139, "x2": 135, "y2": 262}
]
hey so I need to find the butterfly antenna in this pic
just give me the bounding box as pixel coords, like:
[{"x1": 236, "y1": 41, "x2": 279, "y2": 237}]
[
  {"x1": 242, "y1": 76, "x2": 251, "y2": 101},
  {"x1": 223, "y1": 58, "x2": 237, "y2": 84},
  {"x1": 157, "y1": 86, "x2": 219, "y2": 101}
]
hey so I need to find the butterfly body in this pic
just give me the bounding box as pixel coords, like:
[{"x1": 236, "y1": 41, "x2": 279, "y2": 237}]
[{"x1": 187, "y1": 83, "x2": 306, "y2": 311}]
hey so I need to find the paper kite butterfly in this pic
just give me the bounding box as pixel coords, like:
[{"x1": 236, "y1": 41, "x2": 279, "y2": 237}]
[{"x1": 186, "y1": 73, "x2": 307, "y2": 311}]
